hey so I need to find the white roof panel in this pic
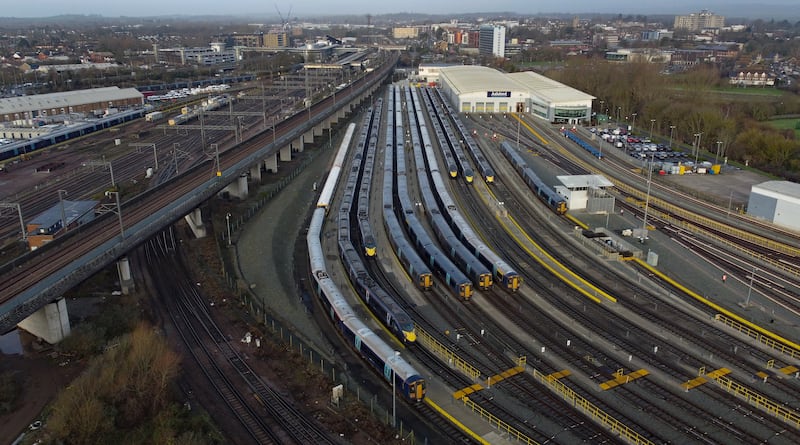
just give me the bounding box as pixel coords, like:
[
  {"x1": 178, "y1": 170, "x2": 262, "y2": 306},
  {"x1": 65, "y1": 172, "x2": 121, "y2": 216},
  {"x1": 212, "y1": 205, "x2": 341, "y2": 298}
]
[
  {"x1": 508, "y1": 71, "x2": 595, "y2": 103},
  {"x1": 0, "y1": 87, "x2": 143, "y2": 115},
  {"x1": 752, "y1": 180, "x2": 800, "y2": 199},
  {"x1": 556, "y1": 174, "x2": 615, "y2": 189},
  {"x1": 439, "y1": 66, "x2": 524, "y2": 96}
]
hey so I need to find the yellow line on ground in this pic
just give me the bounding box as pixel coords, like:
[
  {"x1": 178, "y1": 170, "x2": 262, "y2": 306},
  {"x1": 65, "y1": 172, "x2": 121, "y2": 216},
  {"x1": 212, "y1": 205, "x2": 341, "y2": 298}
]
[
  {"x1": 512, "y1": 113, "x2": 549, "y2": 145},
  {"x1": 633, "y1": 258, "x2": 800, "y2": 353},
  {"x1": 565, "y1": 213, "x2": 589, "y2": 230},
  {"x1": 483, "y1": 179, "x2": 615, "y2": 303},
  {"x1": 425, "y1": 397, "x2": 492, "y2": 445},
  {"x1": 507, "y1": 215, "x2": 617, "y2": 303}
]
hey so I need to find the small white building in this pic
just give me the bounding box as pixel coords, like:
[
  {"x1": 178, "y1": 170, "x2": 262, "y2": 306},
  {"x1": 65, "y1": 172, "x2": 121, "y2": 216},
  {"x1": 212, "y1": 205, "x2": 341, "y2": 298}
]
[
  {"x1": 555, "y1": 174, "x2": 615, "y2": 212},
  {"x1": 747, "y1": 180, "x2": 800, "y2": 231}
]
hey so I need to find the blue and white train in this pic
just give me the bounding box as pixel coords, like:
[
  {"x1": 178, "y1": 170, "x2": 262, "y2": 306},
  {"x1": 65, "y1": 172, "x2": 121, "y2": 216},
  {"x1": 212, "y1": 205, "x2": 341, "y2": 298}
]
[
  {"x1": 500, "y1": 141, "x2": 568, "y2": 214},
  {"x1": 307, "y1": 122, "x2": 425, "y2": 401}
]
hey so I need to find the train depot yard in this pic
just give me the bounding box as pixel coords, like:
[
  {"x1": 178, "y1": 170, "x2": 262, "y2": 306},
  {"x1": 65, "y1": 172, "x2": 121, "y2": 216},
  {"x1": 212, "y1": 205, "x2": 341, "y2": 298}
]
[{"x1": 1, "y1": 40, "x2": 800, "y2": 445}]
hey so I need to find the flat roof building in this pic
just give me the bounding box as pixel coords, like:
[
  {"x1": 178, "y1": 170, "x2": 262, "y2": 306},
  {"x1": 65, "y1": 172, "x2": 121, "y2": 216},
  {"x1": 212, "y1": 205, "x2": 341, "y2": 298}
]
[
  {"x1": 437, "y1": 66, "x2": 594, "y2": 124},
  {"x1": 747, "y1": 180, "x2": 800, "y2": 231},
  {"x1": 26, "y1": 200, "x2": 98, "y2": 250},
  {"x1": 0, "y1": 87, "x2": 143, "y2": 123},
  {"x1": 479, "y1": 25, "x2": 506, "y2": 58}
]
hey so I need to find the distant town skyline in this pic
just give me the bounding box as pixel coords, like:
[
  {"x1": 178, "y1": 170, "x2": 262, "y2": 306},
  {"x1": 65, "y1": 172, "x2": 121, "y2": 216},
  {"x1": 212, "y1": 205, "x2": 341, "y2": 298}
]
[{"x1": 2, "y1": 1, "x2": 799, "y2": 21}]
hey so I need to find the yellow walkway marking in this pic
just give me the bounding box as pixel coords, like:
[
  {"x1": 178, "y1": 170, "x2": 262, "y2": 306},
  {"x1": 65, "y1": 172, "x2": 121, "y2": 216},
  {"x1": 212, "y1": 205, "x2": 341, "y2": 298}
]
[
  {"x1": 453, "y1": 366, "x2": 526, "y2": 399},
  {"x1": 453, "y1": 383, "x2": 484, "y2": 400},
  {"x1": 779, "y1": 365, "x2": 798, "y2": 375},
  {"x1": 600, "y1": 369, "x2": 649, "y2": 390},
  {"x1": 546, "y1": 369, "x2": 572, "y2": 380},
  {"x1": 682, "y1": 368, "x2": 730, "y2": 391}
]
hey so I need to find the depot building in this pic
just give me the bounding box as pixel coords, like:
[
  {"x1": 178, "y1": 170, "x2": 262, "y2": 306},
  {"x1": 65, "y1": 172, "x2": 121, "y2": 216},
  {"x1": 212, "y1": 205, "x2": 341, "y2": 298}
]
[{"x1": 434, "y1": 65, "x2": 594, "y2": 124}]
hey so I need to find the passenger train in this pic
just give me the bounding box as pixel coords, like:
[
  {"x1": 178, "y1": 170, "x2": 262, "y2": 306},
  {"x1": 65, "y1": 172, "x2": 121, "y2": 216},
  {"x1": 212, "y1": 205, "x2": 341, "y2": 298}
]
[
  {"x1": 337, "y1": 109, "x2": 417, "y2": 343},
  {"x1": 381, "y1": 89, "x2": 434, "y2": 291},
  {"x1": 307, "y1": 123, "x2": 425, "y2": 400},
  {"x1": 0, "y1": 108, "x2": 145, "y2": 163},
  {"x1": 434, "y1": 88, "x2": 495, "y2": 183},
  {"x1": 418, "y1": 88, "x2": 521, "y2": 291},
  {"x1": 407, "y1": 87, "x2": 493, "y2": 290},
  {"x1": 422, "y1": 88, "x2": 474, "y2": 183},
  {"x1": 500, "y1": 141, "x2": 568, "y2": 214},
  {"x1": 391, "y1": 86, "x2": 472, "y2": 299}
]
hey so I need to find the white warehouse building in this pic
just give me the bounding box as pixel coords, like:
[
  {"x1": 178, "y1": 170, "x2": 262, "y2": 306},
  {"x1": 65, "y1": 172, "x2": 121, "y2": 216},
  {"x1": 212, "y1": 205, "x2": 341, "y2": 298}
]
[
  {"x1": 747, "y1": 180, "x2": 800, "y2": 231},
  {"x1": 436, "y1": 65, "x2": 595, "y2": 124}
]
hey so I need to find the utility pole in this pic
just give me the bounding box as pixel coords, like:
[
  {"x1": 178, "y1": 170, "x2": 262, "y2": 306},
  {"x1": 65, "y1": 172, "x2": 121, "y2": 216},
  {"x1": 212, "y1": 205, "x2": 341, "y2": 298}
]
[{"x1": 58, "y1": 189, "x2": 68, "y2": 233}]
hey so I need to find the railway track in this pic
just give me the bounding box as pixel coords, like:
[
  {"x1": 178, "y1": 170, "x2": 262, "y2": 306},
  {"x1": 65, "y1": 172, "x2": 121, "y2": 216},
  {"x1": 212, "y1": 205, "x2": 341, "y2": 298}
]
[
  {"x1": 144, "y1": 229, "x2": 338, "y2": 445},
  {"x1": 0, "y1": 53, "x2": 398, "y2": 311}
]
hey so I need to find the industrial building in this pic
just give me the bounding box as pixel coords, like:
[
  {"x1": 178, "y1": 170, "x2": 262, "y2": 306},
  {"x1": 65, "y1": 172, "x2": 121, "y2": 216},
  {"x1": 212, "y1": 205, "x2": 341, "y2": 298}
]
[
  {"x1": 26, "y1": 200, "x2": 98, "y2": 250},
  {"x1": 747, "y1": 180, "x2": 800, "y2": 231},
  {"x1": 555, "y1": 174, "x2": 615, "y2": 212},
  {"x1": 436, "y1": 65, "x2": 594, "y2": 124},
  {"x1": 0, "y1": 87, "x2": 144, "y2": 123}
]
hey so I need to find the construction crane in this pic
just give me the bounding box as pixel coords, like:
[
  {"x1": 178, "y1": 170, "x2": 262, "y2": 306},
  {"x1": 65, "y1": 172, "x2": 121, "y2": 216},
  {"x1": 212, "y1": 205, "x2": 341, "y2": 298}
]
[{"x1": 275, "y1": 5, "x2": 292, "y2": 31}]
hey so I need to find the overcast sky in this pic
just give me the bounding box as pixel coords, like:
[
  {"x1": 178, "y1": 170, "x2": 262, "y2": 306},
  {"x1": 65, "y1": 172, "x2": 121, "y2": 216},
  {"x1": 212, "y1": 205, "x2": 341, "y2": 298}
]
[{"x1": 3, "y1": 1, "x2": 799, "y2": 19}]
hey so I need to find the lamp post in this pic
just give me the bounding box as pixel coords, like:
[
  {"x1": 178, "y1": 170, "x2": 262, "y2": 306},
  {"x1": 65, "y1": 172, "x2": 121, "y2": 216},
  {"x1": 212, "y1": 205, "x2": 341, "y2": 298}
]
[
  {"x1": 642, "y1": 152, "x2": 655, "y2": 243},
  {"x1": 173, "y1": 142, "x2": 181, "y2": 175},
  {"x1": 616, "y1": 106, "x2": 621, "y2": 126},
  {"x1": 58, "y1": 189, "x2": 68, "y2": 233},
  {"x1": 225, "y1": 212, "x2": 232, "y2": 246},
  {"x1": 598, "y1": 100, "x2": 604, "y2": 123},
  {"x1": 715, "y1": 141, "x2": 723, "y2": 164},
  {"x1": 649, "y1": 119, "x2": 656, "y2": 141},
  {"x1": 668, "y1": 125, "x2": 675, "y2": 149},
  {"x1": 745, "y1": 266, "x2": 757, "y2": 306},
  {"x1": 631, "y1": 112, "x2": 637, "y2": 132},
  {"x1": 693, "y1": 132, "x2": 703, "y2": 166},
  {"x1": 212, "y1": 143, "x2": 220, "y2": 177}
]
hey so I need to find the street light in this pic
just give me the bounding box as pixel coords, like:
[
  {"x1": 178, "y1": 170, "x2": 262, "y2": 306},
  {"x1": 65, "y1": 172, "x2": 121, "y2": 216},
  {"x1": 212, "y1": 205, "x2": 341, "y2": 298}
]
[
  {"x1": 616, "y1": 106, "x2": 621, "y2": 126},
  {"x1": 58, "y1": 189, "x2": 68, "y2": 233},
  {"x1": 715, "y1": 141, "x2": 723, "y2": 164},
  {"x1": 745, "y1": 266, "x2": 757, "y2": 306},
  {"x1": 668, "y1": 125, "x2": 675, "y2": 149},
  {"x1": 649, "y1": 119, "x2": 656, "y2": 141},
  {"x1": 642, "y1": 151, "x2": 655, "y2": 243},
  {"x1": 693, "y1": 132, "x2": 703, "y2": 166},
  {"x1": 225, "y1": 212, "x2": 232, "y2": 246},
  {"x1": 631, "y1": 112, "x2": 637, "y2": 132}
]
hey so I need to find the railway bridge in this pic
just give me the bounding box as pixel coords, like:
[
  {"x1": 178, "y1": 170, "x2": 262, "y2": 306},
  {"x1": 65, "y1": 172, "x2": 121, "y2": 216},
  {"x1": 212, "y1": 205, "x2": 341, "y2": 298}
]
[{"x1": 0, "y1": 54, "x2": 397, "y2": 342}]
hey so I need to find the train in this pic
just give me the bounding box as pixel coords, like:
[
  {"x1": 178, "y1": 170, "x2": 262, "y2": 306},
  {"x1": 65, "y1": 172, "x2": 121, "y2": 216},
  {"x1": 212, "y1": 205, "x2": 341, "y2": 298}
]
[
  {"x1": 356, "y1": 100, "x2": 382, "y2": 257},
  {"x1": 308, "y1": 208, "x2": 425, "y2": 401},
  {"x1": 316, "y1": 124, "x2": 356, "y2": 210},
  {"x1": 382, "y1": 89, "x2": 434, "y2": 291},
  {"x1": 434, "y1": 88, "x2": 495, "y2": 183},
  {"x1": 420, "y1": 90, "x2": 521, "y2": 292},
  {"x1": 135, "y1": 74, "x2": 256, "y2": 94},
  {"x1": 563, "y1": 129, "x2": 603, "y2": 159},
  {"x1": 0, "y1": 108, "x2": 146, "y2": 163},
  {"x1": 422, "y1": 88, "x2": 474, "y2": 183},
  {"x1": 167, "y1": 95, "x2": 232, "y2": 127},
  {"x1": 393, "y1": 86, "x2": 473, "y2": 299},
  {"x1": 500, "y1": 141, "x2": 568, "y2": 215},
  {"x1": 337, "y1": 116, "x2": 417, "y2": 343},
  {"x1": 407, "y1": 87, "x2": 493, "y2": 290}
]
